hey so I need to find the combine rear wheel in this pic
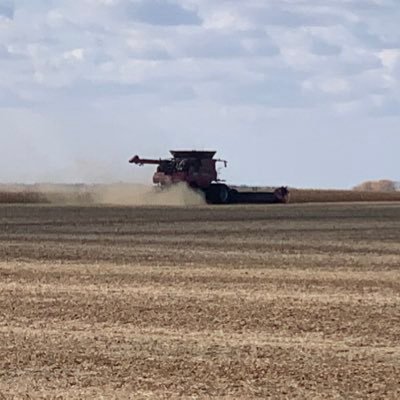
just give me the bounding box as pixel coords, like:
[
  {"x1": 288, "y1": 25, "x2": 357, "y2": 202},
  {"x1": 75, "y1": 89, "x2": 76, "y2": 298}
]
[{"x1": 205, "y1": 184, "x2": 230, "y2": 204}]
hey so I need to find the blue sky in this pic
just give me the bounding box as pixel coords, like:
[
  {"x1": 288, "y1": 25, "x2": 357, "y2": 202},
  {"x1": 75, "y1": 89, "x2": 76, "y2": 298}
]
[{"x1": 1, "y1": 0, "x2": 399, "y2": 188}]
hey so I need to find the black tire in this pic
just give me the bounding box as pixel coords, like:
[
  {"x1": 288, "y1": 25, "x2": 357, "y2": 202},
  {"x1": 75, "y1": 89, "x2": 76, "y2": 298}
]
[
  {"x1": 205, "y1": 184, "x2": 230, "y2": 204},
  {"x1": 229, "y1": 188, "x2": 238, "y2": 203}
]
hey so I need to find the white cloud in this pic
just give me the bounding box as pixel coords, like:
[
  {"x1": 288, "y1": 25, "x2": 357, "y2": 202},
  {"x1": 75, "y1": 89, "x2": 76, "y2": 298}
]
[
  {"x1": 0, "y1": 0, "x2": 399, "y2": 186},
  {"x1": 304, "y1": 77, "x2": 350, "y2": 95},
  {"x1": 63, "y1": 48, "x2": 85, "y2": 61},
  {"x1": 379, "y1": 49, "x2": 400, "y2": 70}
]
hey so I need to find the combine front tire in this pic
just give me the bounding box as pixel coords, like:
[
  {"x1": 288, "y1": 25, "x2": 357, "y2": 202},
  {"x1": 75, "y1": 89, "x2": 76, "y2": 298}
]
[{"x1": 205, "y1": 184, "x2": 231, "y2": 204}]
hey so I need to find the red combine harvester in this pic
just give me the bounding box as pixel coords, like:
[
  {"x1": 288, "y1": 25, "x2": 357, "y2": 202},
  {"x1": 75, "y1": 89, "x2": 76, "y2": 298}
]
[{"x1": 129, "y1": 150, "x2": 289, "y2": 204}]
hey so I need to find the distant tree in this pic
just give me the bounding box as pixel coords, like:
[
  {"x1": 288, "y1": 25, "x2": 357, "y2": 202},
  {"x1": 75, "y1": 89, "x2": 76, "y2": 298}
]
[{"x1": 353, "y1": 180, "x2": 397, "y2": 192}]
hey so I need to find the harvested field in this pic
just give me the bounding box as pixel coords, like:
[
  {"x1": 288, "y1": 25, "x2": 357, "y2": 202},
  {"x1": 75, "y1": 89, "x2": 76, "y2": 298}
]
[{"x1": 0, "y1": 203, "x2": 399, "y2": 399}]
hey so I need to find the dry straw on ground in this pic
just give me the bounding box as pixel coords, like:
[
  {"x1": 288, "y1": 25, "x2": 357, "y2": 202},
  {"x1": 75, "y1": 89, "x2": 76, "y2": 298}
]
[{"x1": 0, "y1": 203, "x2": 399, "y2": 398}]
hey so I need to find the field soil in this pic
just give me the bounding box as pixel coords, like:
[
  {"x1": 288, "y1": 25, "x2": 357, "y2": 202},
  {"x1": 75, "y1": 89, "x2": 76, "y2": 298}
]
[{"x1": 0, "y1": 203, "x2": 399, "y2": 399}]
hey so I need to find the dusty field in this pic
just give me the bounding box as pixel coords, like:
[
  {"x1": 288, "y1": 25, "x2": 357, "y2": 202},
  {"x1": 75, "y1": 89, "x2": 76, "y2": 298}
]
[{"x1": 0, "y1": 203, "x2": 399, "y2": 399}]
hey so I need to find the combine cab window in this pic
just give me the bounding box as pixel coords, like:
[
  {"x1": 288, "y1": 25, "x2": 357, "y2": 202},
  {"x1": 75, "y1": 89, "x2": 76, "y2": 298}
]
[{"x1": 158, "y1": 161, "x2": 175, "y2": 174}]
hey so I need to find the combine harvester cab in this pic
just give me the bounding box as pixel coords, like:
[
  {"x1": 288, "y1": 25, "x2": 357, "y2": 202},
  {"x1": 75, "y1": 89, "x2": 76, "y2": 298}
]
[{"x1": 129, "y1": 150, "x2": 289, "y2": 205}]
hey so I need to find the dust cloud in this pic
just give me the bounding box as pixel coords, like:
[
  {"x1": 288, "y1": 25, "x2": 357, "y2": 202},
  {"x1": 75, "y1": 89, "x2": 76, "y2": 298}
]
[
  {"x1": 92, "y1": 183, "x2": 205, "y2": 206},
  {"x1": 0, "y1": 183, "x2": 205, "y2": 206}
]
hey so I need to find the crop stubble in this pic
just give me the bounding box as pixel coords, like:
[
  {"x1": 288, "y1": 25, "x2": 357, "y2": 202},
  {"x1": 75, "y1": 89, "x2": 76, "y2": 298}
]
[{"x1": 0, "y1": 203, "x2": 399, "y2": 399}]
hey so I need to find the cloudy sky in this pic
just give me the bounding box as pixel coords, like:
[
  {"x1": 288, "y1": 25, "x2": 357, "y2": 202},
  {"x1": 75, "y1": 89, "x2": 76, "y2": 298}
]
[{"x1": 1, "y1": 0, "x2": 399, "y2": 187}]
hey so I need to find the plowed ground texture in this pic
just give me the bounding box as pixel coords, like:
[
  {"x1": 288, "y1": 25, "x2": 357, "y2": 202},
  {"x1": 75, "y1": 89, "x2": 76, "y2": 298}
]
[{"x1": 0, "y1": 203, "x2": 399, "y2": 399}]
